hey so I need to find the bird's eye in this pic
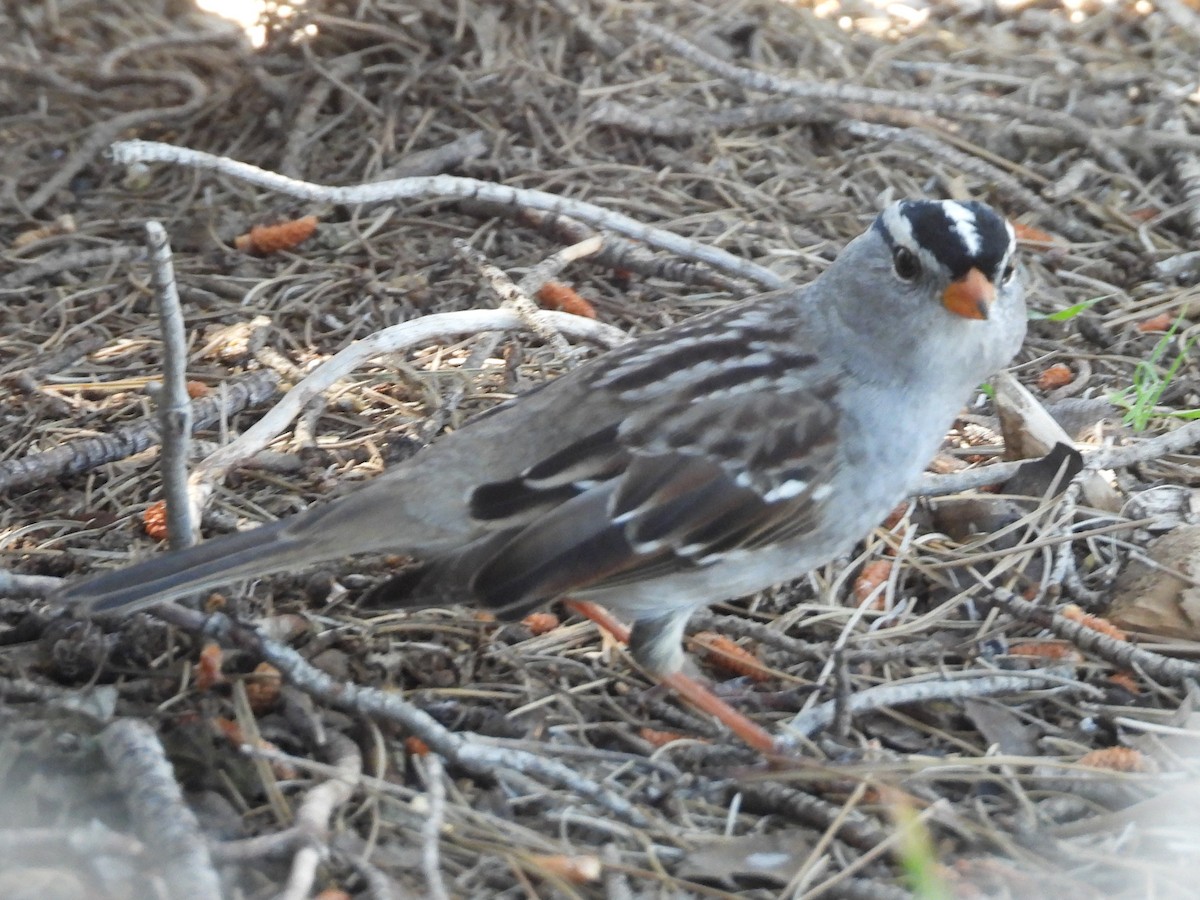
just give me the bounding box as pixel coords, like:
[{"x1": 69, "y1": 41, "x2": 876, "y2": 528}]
[
  {"x1": 1001, "y1": 261, "x2": 1017, "y2": 284},
  {"x1": 892, "y1": 247, "x2": 920, "y2": 281}
]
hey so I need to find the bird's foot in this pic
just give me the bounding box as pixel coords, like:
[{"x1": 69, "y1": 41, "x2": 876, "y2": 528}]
[{"x1": 565, "y1": 599, "x2": 782, "y2": 755}]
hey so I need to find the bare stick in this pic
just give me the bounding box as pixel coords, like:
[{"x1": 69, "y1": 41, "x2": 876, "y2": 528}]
[
  {"x1": 100, "y1": 719, "x2": 222, "y2": 900},
  {"x1": 545, "y1": 0, "x2": 625, "y2": 57},
  {"x1": 25, "y1": 71, "x2": 208, "y2": 215},
  {"x1": 782, "y1": 670, "x2": 1098, "y2": 742},
  {"x1": 0, "y1": 569, "x2": 65, "y2": 598},
  {"x1": 419, "y1": 754, "x2": 451, "y2": 900},
  {"x1": 151, "y1": 604, "x2": 648, "y2": 827},
  {"x1": 736, "y1": 782, "x2": 888, "y2": 852},
  {"x1": 498, "y1": 203, "x2": 750, "y2": 294},
  {"x1": 977, "y1": 576, "x2": 1200, "y2": 685},
  {"x1": 145, "y1": 222, "x2": 196, "y2": 549},
  {"x1": 375, "y1": 129, "x2": 490, "y2": 180},
  {"x1": 453, "y1": 238, "x2": 574, "y2": 358},
  {"x1": 108, "y1": 139, "x2": 786, "y2": 291},
  {"x1": 636, "y1": 22, "x2": 1134, "y2": 174},
  {"x1": 276, "y1": 732, "x2": 362, "y2": 900},
  {"x1": 590, "y1": 97, "x2": 838, "y2": 137},
  {"x1": 517, "y1": 234, "x2": 604, "y2": 296},
  {"x1": 0, "y1": 245, "x2": 146, "y2": 290},
  {"x1": 186, "y1": 309, "x2": 627, "y2": 515},
  {"x1": 0, "y1": 370, "x2": 278, "y2": 495},
  {"x1": 841, "y1": 121, "x2": 1062, "y2": 227},
  {"x1": 919, "y1": 417, "x2": 1200, "y2": 496}
]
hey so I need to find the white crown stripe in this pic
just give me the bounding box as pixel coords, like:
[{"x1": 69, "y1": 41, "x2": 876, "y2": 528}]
[{"x1": 942, "y1": 201, "x2": 983, "y2": 256}]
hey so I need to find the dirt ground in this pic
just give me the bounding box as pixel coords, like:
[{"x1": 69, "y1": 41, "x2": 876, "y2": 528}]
[{"x1": 2, "y1": 0, "x2": 1200, "y2": 897}]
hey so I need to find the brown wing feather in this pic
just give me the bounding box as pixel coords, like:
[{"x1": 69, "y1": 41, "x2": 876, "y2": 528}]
[{"x1": 466, "y1": 384, "x2": 840, "y2": 614}]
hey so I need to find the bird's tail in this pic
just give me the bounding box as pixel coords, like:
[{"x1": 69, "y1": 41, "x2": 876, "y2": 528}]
[
  {"x1": 58, "y1": 517, "x2": 313, "y2": 616},
  {"x1": 56, "y1": 467, "x2": 475, "y2": 617}
]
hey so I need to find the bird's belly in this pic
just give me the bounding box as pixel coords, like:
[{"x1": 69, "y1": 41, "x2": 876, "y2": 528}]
[{"x1": 574, "y1": 527, "x2": 858, "y2": 617}]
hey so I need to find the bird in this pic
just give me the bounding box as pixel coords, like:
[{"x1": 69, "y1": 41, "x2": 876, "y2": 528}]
[{"x1": 58, "y1": 199, "x2": 1026, "y2": 679}]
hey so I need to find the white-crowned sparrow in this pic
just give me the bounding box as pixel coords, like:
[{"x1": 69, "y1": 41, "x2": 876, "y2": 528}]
[{"x1": 59, "y1": 199, "x2": 1026, "y2": 675}]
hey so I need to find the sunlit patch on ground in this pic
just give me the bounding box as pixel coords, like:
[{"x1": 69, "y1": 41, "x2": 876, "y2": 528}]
[
  {"x1": 193, "y1": 0, "x2": 311, "y2": 46},
  {"x1": 800, "y1": 0, "x2": 1156, "y2": 34}
]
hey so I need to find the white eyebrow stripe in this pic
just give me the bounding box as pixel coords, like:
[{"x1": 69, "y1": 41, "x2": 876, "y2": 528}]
[
  {"x1": 943, "y1": 201, "x2": 982, "y2": 255},
  {"x1": 881, "y1": 202, "x2": 916, "y2": 248}
]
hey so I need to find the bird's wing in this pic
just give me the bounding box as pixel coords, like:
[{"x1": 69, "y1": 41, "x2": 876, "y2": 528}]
[{"x1": 464, "y1": 377, "x2": 842, "y2": 616}]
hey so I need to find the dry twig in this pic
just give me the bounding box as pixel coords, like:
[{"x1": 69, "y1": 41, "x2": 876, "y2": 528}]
[
  {"x1": 99, "y1": 719, "x2": 222, "y2": 900},
  {"x1": 151, "y1": 603, "x2": 650, "y2": 828},
  {"x1": 108, "y1": 139, "x2": 788, "y2": 290},
  {"x1": 782, "y1": 669, "x2": 1098, "y2": 742},
  {"x1": 144, "y1": 221, "x2": 196, "y2": 549},
  {"x1": 184, "y1": 308, "x2": 626, "y2": 517},
  {"x1": 0, "y1": 370, "x2": 279, "y2": 494}
]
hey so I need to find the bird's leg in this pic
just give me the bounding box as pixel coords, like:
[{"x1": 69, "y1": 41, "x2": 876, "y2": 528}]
[
  {"x1": 628, "y1": 609, "x2": 691, "y2": 677},
  {"x1": 565, "y1": 600, "x2": 778, "y2": 754}
]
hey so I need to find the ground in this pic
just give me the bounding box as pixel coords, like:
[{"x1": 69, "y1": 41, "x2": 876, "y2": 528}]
[{"x1": 2, "y1": 1, "x2": 1200, "y2": 898}]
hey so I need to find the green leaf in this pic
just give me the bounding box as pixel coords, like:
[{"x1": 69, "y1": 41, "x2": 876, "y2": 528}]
[
  {"x1": 1028, "y1": 297, "x2": 1105, "y2": 321},
  {"x1": 1110, "y1": 318, "x2": 1197, "y2": 430}
]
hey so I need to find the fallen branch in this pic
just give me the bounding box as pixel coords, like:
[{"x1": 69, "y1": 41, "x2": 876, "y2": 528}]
[
  {"x1": 919, "y1": 417, "x2": 1200, "y2": 496},
  {"x1": 636, "y1": 21, "x2": 1136, "y2": 174},
  {"x1": 979, "y1": 580, "x2": 1200, "y2": 686},
  {"x1": 781, "y1": 669, "x2": 1096, "y2": 742},
  {"x1": 594, "y1": 99, "x2": 1063, "y2": 232},
  {"x1": 0, "y1": 245, "x2": 147, "y2": 290},
  {"x1": 152, "y1": 603, "x2": 649, "y2": 828},
  {"x1": 100, "y1": 718, "x2": 222, "y2": 900},
  {"x1": 0, "y1": 369, "x2": 279, "y2": 495},
  {"x1": 275, "y1": 732, "x2": 363, "y2": 900},
  {"x1": 0, "y1": 569, "x2": 65, "y2": 599},
  {"x1": 108, "y1": 139, "x2": 787, "y2": 291},
  {"x1": 419, "y1": 754, "x2": 451, "y2": 900},
  {"x1": 144, "y1": 221, "x2": 196, "y2": 549},
  {"x1": 184, "y1": 308, "x2": 626, "y2": 518}
]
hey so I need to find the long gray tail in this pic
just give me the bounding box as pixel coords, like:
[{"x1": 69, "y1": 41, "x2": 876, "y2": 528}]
[
  {"x1": 56, "y1": 464, "x2": 477, "y2": 617},
  {"x1": 58, "y1": 517, "x2": 312, "y2": 616}
]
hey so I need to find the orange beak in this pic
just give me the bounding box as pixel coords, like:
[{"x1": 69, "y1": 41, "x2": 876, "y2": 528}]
[{"x1": 942, "y1": 267, "x2": 994, "y2": 320}]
